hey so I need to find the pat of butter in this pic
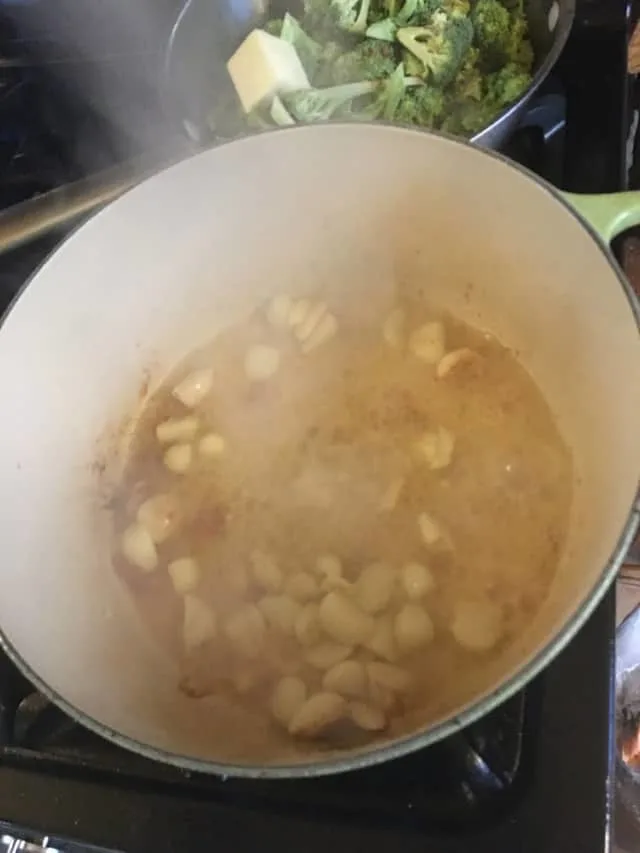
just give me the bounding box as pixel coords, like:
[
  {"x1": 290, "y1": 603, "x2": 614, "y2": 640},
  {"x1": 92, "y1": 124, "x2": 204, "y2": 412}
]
[{"x1": 227, "y1": 29, "x2": 311, "y2": 114}]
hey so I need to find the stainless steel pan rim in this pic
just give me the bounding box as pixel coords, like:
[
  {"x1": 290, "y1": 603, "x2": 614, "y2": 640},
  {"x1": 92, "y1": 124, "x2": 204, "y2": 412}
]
[{"x1": 0, "y1": 121, "x2": 636, "y2": 779}]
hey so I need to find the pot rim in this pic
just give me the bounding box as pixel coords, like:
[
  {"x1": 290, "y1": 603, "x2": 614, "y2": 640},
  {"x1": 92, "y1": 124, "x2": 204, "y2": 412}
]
[{"x1": 0, "y1": 122, "x2": 638, "y2": 779}]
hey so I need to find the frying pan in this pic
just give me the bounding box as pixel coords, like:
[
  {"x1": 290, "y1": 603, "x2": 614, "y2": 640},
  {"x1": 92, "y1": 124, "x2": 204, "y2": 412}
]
[
  {"x1": 0, "y1": 122, "x2": 638, "y2": 777},
  {"x1": 0, "y1": 0, "x2": 574, "y2": 253}
]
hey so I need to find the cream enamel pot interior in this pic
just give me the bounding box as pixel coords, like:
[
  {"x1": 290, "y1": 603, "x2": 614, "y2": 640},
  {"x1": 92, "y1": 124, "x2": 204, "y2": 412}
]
[{"x1": 0, "y1": 123, "x2": 639, "y2": 778}]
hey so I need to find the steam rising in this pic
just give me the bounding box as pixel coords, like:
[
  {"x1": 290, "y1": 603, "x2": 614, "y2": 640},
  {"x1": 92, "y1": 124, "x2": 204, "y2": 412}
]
[{"x1": 5, "y1": 0, "x2": 211, "y2": 170}]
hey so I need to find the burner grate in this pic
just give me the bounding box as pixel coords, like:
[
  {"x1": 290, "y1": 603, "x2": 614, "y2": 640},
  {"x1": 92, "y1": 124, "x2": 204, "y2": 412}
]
[{"x1": 0, "y1": 669, "x2": 536, "y2": 830}]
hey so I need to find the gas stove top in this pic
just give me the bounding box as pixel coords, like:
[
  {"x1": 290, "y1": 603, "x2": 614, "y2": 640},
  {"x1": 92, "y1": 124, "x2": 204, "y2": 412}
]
[{"x1": 0, "y1": 0, "x2": 633, "y2": 851}]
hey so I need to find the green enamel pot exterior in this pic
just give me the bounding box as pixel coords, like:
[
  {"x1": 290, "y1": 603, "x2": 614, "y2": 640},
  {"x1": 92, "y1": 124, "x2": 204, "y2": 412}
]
[{"x1": 563, "y1": 191, "x2": 640, "y2": 244}]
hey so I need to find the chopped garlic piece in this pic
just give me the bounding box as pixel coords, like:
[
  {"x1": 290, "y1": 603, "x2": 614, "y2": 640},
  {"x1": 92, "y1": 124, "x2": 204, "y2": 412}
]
[
  {"x1": 271, "y1": 676, "x2": 308, "y2": 727},
  {"x1": 224, "y1": 604, "x2": 266, "y2": 658},
  {"x1": 294, "y1": 301, "x2": 328, "y2": 343},
  {"x1": 350, "y1": 701, "x2": 387, "y2": 732},
  {"x1": 436, "y1": 347, "x2": 482, "y2": 379},
  {"x1": 164, "y1": 443, "x2": 193, "y2": 474},
  {"x1": 409, "y1": 321, "x2": 445, "y2": 364},
  {"x1": 250, "y1": 550, "x2": 283, "y2": 592},
  {"x1": 364, "y1": 615, "x2": 397, "y2": 662},
  {"x1": 227, "y1": 29, "x2": 311, "y2": 114},
  {"x1": 172, "y1": 368, "x2": 213, "y2": 408},
  {"x1": 415, "y1": 427, "x2": 455, "y2": 470},
  {"x1": 244, "y1": 344, "x2": 281, "y2": 381},
  {"x1": 401, "y1": 562, "x2": 435, "y2": 600},
  {"x1": 288, "y1": 692, "x2": 346, "y2": 738},
  {"x1": 168, "y1": 557, "x2": 201, "y2": 595},
  {"x1": 121, "y1": 522, "x2": 158, "y2": 572},
  {"x1": 451, "y1": 600, "x2": 503, "y2": 652},
  {"x1": 183, "y1": 595, "x2": 216, "y2": 649},
  {"x1": 266, "y1": 294, "x2": 294, "y2": 328},
  {"x1": 417, "y1": 512, "x2": 442, "y2": 546},
  {"x1": 288, "y1": 299, "x2": 312, "y2": 328},
  {"x1": 394, "y1": 604, "x2": 434, "y2": 653},
  {"x1": 156, "y1": 416, "x2": 198, "y2": 444},
  {"x1": 319, "y1": 591, "x2": 374, "y2": 646},
  {"x1": 355, "y1": 563, "x2": 395, "y2": 615},
  {"x1": 136, "y1": 493, "x2": 180, "y2": 544},
  {"x1": 301, "y1": 313, "x2": 338, "y2": 354},
  {"x1": 198, "y1": 432, "x2": 226, "y2": 458}
]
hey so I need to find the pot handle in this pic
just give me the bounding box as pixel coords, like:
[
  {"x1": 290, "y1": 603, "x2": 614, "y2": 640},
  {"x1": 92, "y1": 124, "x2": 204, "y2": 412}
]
[{"x1": 561, "y1": 191, "x2": 640, "y2": 244}]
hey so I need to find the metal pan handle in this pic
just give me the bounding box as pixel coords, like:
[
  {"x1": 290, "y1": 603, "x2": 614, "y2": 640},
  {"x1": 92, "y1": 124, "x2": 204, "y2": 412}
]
[{"x1": 0, "y1": 157, "x2": 175, "y2": 255}]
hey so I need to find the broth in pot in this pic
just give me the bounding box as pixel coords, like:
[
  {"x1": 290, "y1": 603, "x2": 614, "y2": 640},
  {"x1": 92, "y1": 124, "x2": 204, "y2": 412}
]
[{"x1": 110, "y1": 291, "x2": 571, "y2": 751}]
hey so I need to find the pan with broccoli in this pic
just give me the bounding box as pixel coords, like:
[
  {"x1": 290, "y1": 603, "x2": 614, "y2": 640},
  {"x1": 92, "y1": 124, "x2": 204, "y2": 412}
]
[{"x1": 225, "y1": 0, "x2": 535, "y2": 137}]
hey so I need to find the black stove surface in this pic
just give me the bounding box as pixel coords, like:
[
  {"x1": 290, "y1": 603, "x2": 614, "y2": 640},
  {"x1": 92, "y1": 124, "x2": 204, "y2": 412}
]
[{"x1": 0, "y1": 0, "x2": 632, "y2": 850}]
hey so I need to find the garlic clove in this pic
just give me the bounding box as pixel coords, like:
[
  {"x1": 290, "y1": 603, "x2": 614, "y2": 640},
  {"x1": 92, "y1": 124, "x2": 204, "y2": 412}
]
[
  {"x1": 354, "y1": 562, "x2": 396, "y2": 615},
  {"x1": 198, "y1": 432, "x2": 226, "y2": 458},
  {"x1": 271, "y1": 676, "x2": 308, "y2": 727},
  {"x1": 294, "y1": 301, "x2": 329, "y2": 343},
  {"x1": 451, "y1": 600, "x2": 503, "y2": 652},
  {"x1": 319, "y1": 591, "x2": 375, "y2": 647},
  {"x1": 136, "y1": 493, "x2": 180, "y2": 544},
  {"x1": 300, "y1": 313, "x2": 338, "y2": 354},
  {"x1": 224, "y1": 604, "x2": 266, "y2": 658},
  {"x1": 163, "y1": 443, "x2": 193, "y2": 474},
  {"x1": 266, "y1": 294, "x2": 294, "y2": 328},
  {"x1": 183, "y1": 595, "x2": 216, "y2": 649},
  {"x1": 417, "y1": 512, "x2": 443, "y2": 546},
  {"x1": 121, "y1": 523, "x2": 158, "y2": 572},
  {"x1": 409, "y1": 321, "x2": 445, "y2": 364},
  {"x1": 284, "y1": 571, "x2": 320, "y2": 602},
  {"x1": 156, "y1": 416, "x2": 199, "y2": 445},
  {"x1": 401, "y1": 562, "x2": 435, "y2": 600},
  {"x1": 244, "y1": 344, "x2": 281, "y2": 381},
  {"x1": 288, "y1": 692, "x2": 346, "y2": 738},
  {"x1": 394, "y1": 604, "x2": 435, "y2": 654},
  {"x1": 172, "y1": 368, "x2": 214, "y2": 408},
  {"x1": 250, "y1": 550, "x2": 284, "y2": 592},
  {"x1": 168, "y1": 557, "x2": 201, "y2": 595},
  {"x1": 295, "y1": 603, "x2": 322, "y2": 646},
  {"x1": 414, "y1": 427, "x2": 455, "y2": 470},
  {"x1": 350, "y1": 701, "x2": 387, "y2": 732},
  {"x1": 436, "y1": 347, "x2": 482, "y2": 379}
]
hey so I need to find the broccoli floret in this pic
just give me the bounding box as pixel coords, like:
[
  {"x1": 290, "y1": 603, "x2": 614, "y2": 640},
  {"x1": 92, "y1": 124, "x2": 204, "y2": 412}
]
[
  {"x1": 280, "y1": 63, "x2": 419, "y2": 122},
  {"x1": 365, "y1": 0, "x2": 444, "y2": 39},
  {"x1": 301, "y1": 0, "x2": 343, "y2": 39},
  {"x1": 444, "y1": 60, "x2": 531, "y2": 135},
  {"x1": 282, "y1": 80, "x2": 380, "y2": 121},
  {"x1": 401, "y1": 48, "x2": 427, "y2": 77},
  {"x1": 471, "y1": 0, "x2": 510, "y2": 67},
  {"x1": 374, "y1": 61, "x2": 410, "y2": 119},
  {"x1": 279, "y1": 13, "x2": 323, "y2": 78},
  {"x1": 397, "y1": 11, "x2": 473, "y2": 85},
  {"x1": 396, "y1": 0, "x2": 444, "y2": 24},
  {"x1": 441, "y1": 99, "x2": 497, "y2": 134},
  {"x1": 484, "y1": 62, "x2": 531, "y2": 107},
  {"x1": 452, "y1": 45, "x2": 483, "y2": 100},
  {"x1": 366, "y1": 17, "x2": 398, "y2": 39},
  {"x1": 506, "y1": 14, "x2": 534, "y2": 70},
  {"x1": 264, "y1": 18, "x2": 284, "y2": 36},
  {"x1": 442, "y1": 0, "x2": 470, "y2": 17},
  {"x1": 395, "y1": 84, "x2": 445, "y2": 126},
  {"x1": 331, "y1": 0, "x2": 374, "y2": 33},
  {"x1": 330, "y1": 39, "x2": 397, "y2": 82}
]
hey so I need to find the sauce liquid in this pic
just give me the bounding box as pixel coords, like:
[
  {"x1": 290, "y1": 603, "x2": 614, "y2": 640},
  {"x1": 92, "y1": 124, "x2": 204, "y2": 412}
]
[{"x1": 111, "y1": 298, "x2": 572, "y2": 747}]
